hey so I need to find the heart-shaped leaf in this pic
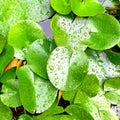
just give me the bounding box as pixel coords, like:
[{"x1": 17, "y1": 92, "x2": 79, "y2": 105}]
[
  {"x1": 87, "y1": 14, "x2": 120, "y2": 50},
  {"x1": 70, "y1": 0, "x2": 104, "y2": 16},
  {"x1": 8, "y1": 20, "x2": 46, "y2": 59},
  {"x1": 34, "y1": 74, "x2": 58, "y2": 113},
  {"x1": 1, "y1": 79, "x2": 21, "y2": 107},
  {"x1": 50, "y1": 0, "x2": 71, "y2": 15},
  {"x1": 0, "y1": 100, "x2": 12, "y2": 120},
  {"x1": 51, "y1": 14, "x2": 90, "y2": 51},
  {"x1": 86, "y1": 49, "x2": 120, "y2": 84},
  {"x1": 26, "y1": 39, "x2": 56, "y2": 79},
  {"x1": 16, "y1": 66, "x2": 36, "y2": 113},
  {"x1": 0, "y1": 45, "x2": 14, "y2": 75},
  {"x1": 47, "y1": 46, "x2": 88, "y2": 91}
]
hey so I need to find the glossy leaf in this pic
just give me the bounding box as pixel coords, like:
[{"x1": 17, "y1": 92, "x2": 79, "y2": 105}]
[
  {"x1": 99, "y1": 109, "x2": 119, "y2": 120},
  {"x1": 8, "y1": 20, "x2": 46, "y2": 50},
  {"x1": 70, "y1": 0, "x2": 104, "y2": 16},
  {"x1": 104, "y1": 77, "x2": 120, "y2": 91},
  {"x1": 51, "y1": 14, "x2": 89, "y2": 51},
  {"x1": 0, "y1": 100, "x2": 12, "y2": 120},
  {"x1": 80, "y1": 75, "x2": 100, "y2": 97},
  {"x1": 34, "y1": 74, "x2": 58, "y2": 113},
  {"x1": 0, "y1": 35, "x2": 6, "y2": 54},
  {"x1": 16, "y1": 66, "x2": 36, "y2": 113},
  {"x1": 18, "y1": 114, "x2": 33, "y2": 120},
  {"x1": 26, "y1": 39, "x2": 56, "y2": 79},
  {"x1": 1, "y1": 79, "x2": 21, "y2": 107},
  {"x1": 0, "y1": 0, "x2": 54, "y2": 36},
  {"x1": 86, "y1": 49, "x2": 120, "y2": 84},
  {"x1": 47, "y1": 47, "x2": 88, "y2": 91},
  {"x1": 0, "y1": 67, "x2": 16, "y2": 83},
  {"x1": 105, "y1": 90, "x2": 120, "y2": 104},
  {"x1": 65, "y1": 104, "x2": 94, "y2": 120},
  {"x1": 0, "y1": 45, "x2": 14, "y2": 75},
  {"x1": 50, "y1": 0, "x2": 71, "y2": 15},
  {"x1": 87, "y1": 14, "x2": 120, "y2": 50}
]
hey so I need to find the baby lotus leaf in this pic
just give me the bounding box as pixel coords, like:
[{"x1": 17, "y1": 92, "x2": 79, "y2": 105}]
[
  {"x1": 34, "y1": 74, "x2": 58, "y2": 113},
  {"x1": 65, "y1": 104, "x2": 94, "y2": 120},
  {"x1": 26, "y1": 39, "x2": 56, "y2": 79},
  {"x1": 0, "y1": 100, "x2": 12, "y2": 120},
  {"x1": 16, "y1": 66, "x2": 36, "y2": 113},
  {"x1": 104, "y1": 77, "x2": 120, "y2": 91},
  {"x1": 50, "y1": 0, "x2": 71, "y2": 15},
  {"x1": 0, "y1": 0, "x2": 54, "y2": 36},
  {"x1": 87, "y1": 14, "x2": 120, "y2": 50},
  {"x1": 70, "y1": 0, "x2": 104, "y2": 17},
  {"x1": 86, "y1": 49, "x2": 120, "y2": 84},
  {"x1": 51, "y1": 14, "x2": 90, "y2": 51},
  {"x1": 8, "y1": 20, "x2": 46, "y2": 50},
  {"x1": 0, "y1": 45, "x2": 14, "y2": 75},
  {"x1": 47, "y1": 46, "x2": 88, "y2": 91},
  {"x1": 80, "y1": 75, "x2": 100, "y2": 97},
  {"x1": 0, "y1": 79, "x2": 21, "y2": 107}
]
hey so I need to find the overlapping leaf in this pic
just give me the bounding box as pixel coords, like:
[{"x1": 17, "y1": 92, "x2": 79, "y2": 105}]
[{"x1": 47, "y1": 46, "x2": 88, "y2": 91}]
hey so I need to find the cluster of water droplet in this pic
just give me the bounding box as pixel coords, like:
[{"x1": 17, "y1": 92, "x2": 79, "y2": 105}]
[
  {"x1": 47, "y1": 47, "x2": 69, "y2": 89},
  {"x1": 58, "y1": 16, "x2": 90, "y2": 51}
]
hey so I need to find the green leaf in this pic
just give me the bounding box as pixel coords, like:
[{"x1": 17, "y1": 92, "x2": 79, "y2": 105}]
[
  {"x1": 0, "y1": 34, "x2": 6, "y2": 54},
  {"x1": 34, "y1": 74, "x2": 58, "y2": 113},
  {"x1": 70, "y1": 0, "x2": 104, "y2": 16},
  {"x1": 26, "y1": 39, "x2": 56, "y2": 79},
  {"x1": 86, "y1": 49, "x2": 120, "y2": 84},
  {"x1": 104, "y1": 77, "x2": 120, "y2": 91},
  {"x1": 47, "y1": 47, "x2": 88, "y2": 91},
  {"x1": 16, "y1": 66, "x2": 36, "y2": 113},
  {"x1": 18, "y1": 114, "x2": 33, "y2": 120},
  {"x1": 8, "y1": 20, "x2": 46, "y2": 50},
  {"x1": 50, "y1": 14, "x2": 89, "y2": 51},
  {"x1": 0, "y1": 67, "x2": 16, "y2": 83},
  {"x1": 105, "y1": 90, "x2": 120, "y2": 104},
  {"x1": 50, "y1": 0, "x2": 71, "y2": 15},
  {"x1": 80, "y1": 75, "x2": 100, "y2": 97},
  {"x1": 65, "y1": 104, "x2": 94, "y2": 120},
  {"x1": 1, "y1": 79, "x2": 21, "y2": 107},
  {"x1": 0, "y1": 0, "x2": 54, "y2": 36},
  {"x1": 87, "y1": 14, "x2": 120, "y2": 50},
  {"x1": 0, "y1": 100, "x2": 12, "y2": 120},
  {"x1": 99, "y1": 109, "x2": 119, "y2": 120},
  {"x1": 0, "y1": 45, "x2": 14, "y2": 75}
]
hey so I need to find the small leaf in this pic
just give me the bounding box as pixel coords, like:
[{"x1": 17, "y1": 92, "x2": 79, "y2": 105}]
[
  {"x1": 70, "y1": 0, "x2": 104, "y2": 16},
  {"x1": 26, "y1": 39, "x2": 56, "y2": 79},
  {"x1": 0, "y1": 45, "x2": 14, "y2": 75},
  {"x1": 47, "y1": 47, "x2": 88, "y2": 91},
  {"x1": 51, "y1": 14, "x2": 89, "y2": 51},
  {"x1": 50, "y1": 0, "x2": 71, "y2": 15},
  {"x1": 18, "y1": 114, "x2": 33, "y2": 120},
  {"x1": 104, "y1": 77, "x2": 120, "y2": 91},
  {"x1": 34, "y1": 74, "x2": 58, "y2": 113},
  {"x1": 80, "y1": 75, "x2": 100, "y2": 97},
  {"x1": 8, "y1": 20, "x2": 46, "y2": 50},
  {"x1": 105, "y1": 90, "x2": 120, "y2": 104},
  {"x1": 87, "y1": 14, "x2": 120, "y2": 50},
  {"x1": 0, "y1": 67, "x2": 16, "y2": 83},
  {"x1": 16, "y1": 66, "x2": 36, "y2": 113},
  {"x1": 0, "y1": 100, "x2": 12, "y2": 120},
  {"x1": 1, "y1": 79, "x2": 21, "y2": 107},
  {"x1": 99, "y1": 109, "x2": 119, "y2": 120},
  {"x1": 65, "y1": 104, "x2": 94, "y2": 120}
]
